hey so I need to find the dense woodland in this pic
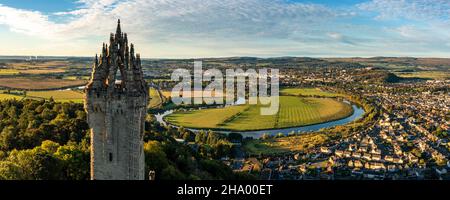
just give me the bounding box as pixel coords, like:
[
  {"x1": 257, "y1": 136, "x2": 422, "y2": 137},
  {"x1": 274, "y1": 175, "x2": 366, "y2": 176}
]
[{"x1": 0, "y1": 99, "x2": 252, "y2": 180}]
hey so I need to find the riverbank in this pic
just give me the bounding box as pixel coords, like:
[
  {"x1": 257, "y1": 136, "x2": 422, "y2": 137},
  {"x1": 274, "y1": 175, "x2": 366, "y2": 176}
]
[
  {"x1": 155, "y1": 102, "x2": 364, "y2": 139},
  {"x1": 163, "y1": 96, "x2": 354, "y2": 132}
]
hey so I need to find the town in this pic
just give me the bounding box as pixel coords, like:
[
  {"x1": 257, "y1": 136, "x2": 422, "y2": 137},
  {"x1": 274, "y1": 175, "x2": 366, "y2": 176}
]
[{"x1": 216, "y1": 64, "x2": 450, "y2": 180}]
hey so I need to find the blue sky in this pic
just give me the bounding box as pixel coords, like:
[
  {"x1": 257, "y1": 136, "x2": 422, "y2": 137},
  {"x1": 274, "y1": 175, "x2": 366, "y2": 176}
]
[{"x1": 0, "y1": 0, "x2": 449, "y2": 58}]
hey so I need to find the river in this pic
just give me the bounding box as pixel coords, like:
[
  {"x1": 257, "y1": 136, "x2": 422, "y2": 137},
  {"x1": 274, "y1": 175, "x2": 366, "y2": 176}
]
[{"x1": 155, "y1": 103, "x2": 365, "y2": 139}]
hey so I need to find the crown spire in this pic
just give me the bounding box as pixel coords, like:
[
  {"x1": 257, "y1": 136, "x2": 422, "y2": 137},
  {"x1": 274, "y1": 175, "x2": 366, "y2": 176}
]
[{"x1": 116, "y1": 19, "x2": 121, "y2": 35}]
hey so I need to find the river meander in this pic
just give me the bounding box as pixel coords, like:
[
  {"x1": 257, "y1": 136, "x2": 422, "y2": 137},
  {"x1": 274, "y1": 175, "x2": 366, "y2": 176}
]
[{"x1": 155, "y1": 103, "x2": 365, "y2": 139}]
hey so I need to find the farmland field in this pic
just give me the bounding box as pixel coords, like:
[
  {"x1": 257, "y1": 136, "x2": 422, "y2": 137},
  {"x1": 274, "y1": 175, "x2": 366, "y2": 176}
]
[
  {"x1": 394, "y1": 71, "x2": 450, "y2": 80},
  {"x1": 0, "y1": 77, "x2": 86, "y2": 90},
  {"x1": 165, "y1": 96, "x2": 353, "y2": 131},
  {"x1": 0, "y1": 69, "x2": 20, "y2": 75},
  {"x1": 149, "y1": 88, "x2": 165, "y2": 108},
  {"x1": 280, "y1": 88, "x2": 341, "y2": 97},
  {"x1": 2, "y1": 61, "x2": 70, "y2": 75},
  {"x1": 161, "y1": 90, "x2": 171, "y2": 98},
  {"x1": 26, "y1": 90, "x2": 84, "y2": 103}
]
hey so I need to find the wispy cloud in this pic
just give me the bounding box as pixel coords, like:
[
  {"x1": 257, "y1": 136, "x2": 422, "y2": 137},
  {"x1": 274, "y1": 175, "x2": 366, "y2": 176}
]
[
  {"x1": 0, "y1": 0, "x2": 449, "y2": 57},
  {"x1": 358, "y1": 0, "x2": 450, "y2": 21}
]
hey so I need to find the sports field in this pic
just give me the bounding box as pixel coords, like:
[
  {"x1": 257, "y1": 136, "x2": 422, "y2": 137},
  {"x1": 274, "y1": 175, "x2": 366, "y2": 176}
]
[{"x1": 165, "y1": 96, "x2": 353, "y2": 131}]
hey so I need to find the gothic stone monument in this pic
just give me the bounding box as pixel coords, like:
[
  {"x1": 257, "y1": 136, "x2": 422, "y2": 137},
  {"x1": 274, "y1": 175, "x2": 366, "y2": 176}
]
[{"x1": 84, "y1": 20, "x2": 148, "y2": 180}]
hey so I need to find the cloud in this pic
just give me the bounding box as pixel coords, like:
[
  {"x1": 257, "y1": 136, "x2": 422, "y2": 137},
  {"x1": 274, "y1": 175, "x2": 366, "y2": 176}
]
[
  {"x1": 326, "y1": 32, "x2": 357, "y2": 45},
  {"x1": 0, "y1": 0, "x2": 449, "y2": 57},
  {"x1": 357, "y1": 0, "x2": 450, "y2": 55},
  {"x1": 1, "y1": 0, "x2": 339, "y2": 40},
  {"x1": 358, "y1": 0, "x2": 450, "y2": 22},
  {"x1": 327, "y1": 32, "x2": 343, "y2": 40},
  {"x1": 0, "y1": 0, "x2": 352, "y2": 57},
  {"x1": 0, "y1": 4, "x2": 61, "y2": 37}
]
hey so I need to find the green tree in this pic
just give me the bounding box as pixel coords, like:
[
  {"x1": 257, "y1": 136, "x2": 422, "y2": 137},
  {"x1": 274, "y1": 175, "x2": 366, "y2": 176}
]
[
  {"x1": 0, "y1": 126, "x2": 18, "y2": 151},
  {"x1": 143, "y1": 141, "x2": 169, "y2": 180},
  {"x1": 54, "y1": 142, "x2": 90, "y2": 180},
  {"x1": 0, "y1": 161, "x2": 23, "y2": 180},
  {"x1": 7, "y1": 148, "x2": 63, "y2": 180}
]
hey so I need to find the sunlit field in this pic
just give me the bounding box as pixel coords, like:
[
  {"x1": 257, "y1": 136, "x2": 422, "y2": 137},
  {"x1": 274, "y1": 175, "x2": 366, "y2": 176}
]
[
  {"x1": 395, "y1": 71, "x2": 450, "y2": 80},
  {"x1": 26, "y1": 90, "x2": 84, "y2": 103},
  {"x1": 280, "y1": 88, "x2": 341, "y2": 97},
  {"x1": 149, "y1": 88, "x2": 165, "y2": 108},
  {"x1": 166, "y1": 96, "x2": 353, "y2": 131}
]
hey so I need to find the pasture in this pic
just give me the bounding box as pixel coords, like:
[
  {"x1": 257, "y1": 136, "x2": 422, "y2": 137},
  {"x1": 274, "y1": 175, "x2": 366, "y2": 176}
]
[
  {"x1": 2, "y1": 61, "x2": 69, "y2": 75},
  {"x1": 395, "y1": 71, "x2": 450, "y2": 80},
  {"x1": 280, "y1": 88, "x2": 341, "y2": 97},
  {"x1": 26, "y1": 90, "x2": 84, "y2": 103},
  {"x1": 165, "y1": 96, "x2": 353, "y2": 131}
]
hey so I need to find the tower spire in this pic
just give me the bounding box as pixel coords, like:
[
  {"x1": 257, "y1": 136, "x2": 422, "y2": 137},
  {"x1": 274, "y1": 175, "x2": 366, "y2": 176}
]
[{"x1": 116, "y1": 19, "x2": 121, "y2": 35}]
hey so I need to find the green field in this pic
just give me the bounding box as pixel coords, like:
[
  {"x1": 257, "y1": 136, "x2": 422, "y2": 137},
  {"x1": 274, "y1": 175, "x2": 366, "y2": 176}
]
[
  {"x1": 26, "y1": 90, "x2": 84, "y2": 103},
  {"x1": 395, "y1": 71, "x2": 450, "y2": 80},
  {"x1": 165, "y1": 96, "x2": 353, "y2": 131},
  {"x1": 280, "y1": 88, "x2": 341, "y2": 97},
  {"x1": 1, "y1": 88, "x2": 161, "y2": 105}
]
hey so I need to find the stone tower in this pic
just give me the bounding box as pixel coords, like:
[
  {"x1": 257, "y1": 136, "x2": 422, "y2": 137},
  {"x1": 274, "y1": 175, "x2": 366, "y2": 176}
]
[{"x1": 84, "y1": 20, "x2": 148, "y2": 180}]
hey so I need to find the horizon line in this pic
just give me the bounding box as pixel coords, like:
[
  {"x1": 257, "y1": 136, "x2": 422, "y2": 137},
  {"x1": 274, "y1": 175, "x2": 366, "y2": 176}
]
[{"x1": 1, "y1": 54, "x2": 450, "y2": 60}]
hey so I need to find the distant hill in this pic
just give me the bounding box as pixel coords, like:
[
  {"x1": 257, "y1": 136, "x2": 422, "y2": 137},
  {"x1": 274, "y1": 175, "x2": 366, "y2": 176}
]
[
  {"x1": 2, "y1": 55, "x2": 449, "y2": 71},
  {"x1": 383, "y1": 73, "x2": 404, "y2": 83},
  {"x1": 323, "y1": 57, "x2": 450, "y2": 71},
  {"x1": 351, "y1": 69, "x2": 421, "y2": 83}
]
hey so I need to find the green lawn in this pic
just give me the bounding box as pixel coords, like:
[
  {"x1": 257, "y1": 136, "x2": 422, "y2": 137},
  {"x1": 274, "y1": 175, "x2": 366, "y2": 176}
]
[{"x1": 165, "y1": 96, "x2": 353, "y2": 131}]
